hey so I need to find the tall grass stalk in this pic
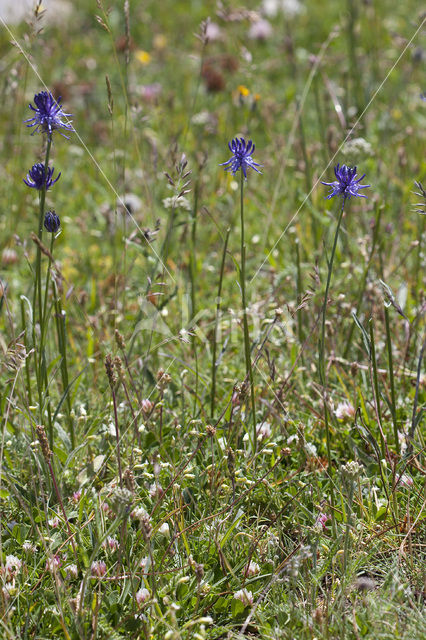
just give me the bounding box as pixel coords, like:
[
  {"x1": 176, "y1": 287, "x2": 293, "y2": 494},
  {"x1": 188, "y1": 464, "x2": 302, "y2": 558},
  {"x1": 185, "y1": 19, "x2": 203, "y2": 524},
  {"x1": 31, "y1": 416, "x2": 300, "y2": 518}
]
[
  {"x1": 53, "y1": 288, "x2": 75, "y2": 448},
  {"x1": 319, "y1": 199, "x2": 346, "y2": 531},
  {"x1": 211, "y1": 227, "x2": 230, "y2": 419},
  {"x1": 33, "y1": 135, "x2": 53, "y2": 443},
  {"x1": 239, "y1": 173, "x2": 257, "y2": 451}
]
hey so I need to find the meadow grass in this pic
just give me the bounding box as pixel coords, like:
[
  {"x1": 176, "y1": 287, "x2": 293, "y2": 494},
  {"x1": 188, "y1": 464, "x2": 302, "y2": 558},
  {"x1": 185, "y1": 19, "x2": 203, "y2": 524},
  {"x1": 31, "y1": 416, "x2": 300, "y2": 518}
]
[{"x1": 0, "y1": 1, "x2": 424, "y2": 638}]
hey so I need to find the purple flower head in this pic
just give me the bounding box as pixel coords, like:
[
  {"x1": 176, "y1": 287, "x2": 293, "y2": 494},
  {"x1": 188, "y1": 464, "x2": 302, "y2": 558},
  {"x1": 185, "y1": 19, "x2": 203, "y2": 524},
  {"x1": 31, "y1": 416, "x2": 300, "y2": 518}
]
[
  {"x1": 321, "y1": 163, "x2": 370, "y2": 200},
  {"x1": 220, "y1": 137, "x2": 262, "y2": 179},
  {"x1": 24, "y1": 91, "x2": 73, "y2": 137},
  {"x1": 23, "y1": 163, "x2": 61, "y2": 190},
  {"x1": 44, "y1": 210, "x2": 61, "y2": 233}
]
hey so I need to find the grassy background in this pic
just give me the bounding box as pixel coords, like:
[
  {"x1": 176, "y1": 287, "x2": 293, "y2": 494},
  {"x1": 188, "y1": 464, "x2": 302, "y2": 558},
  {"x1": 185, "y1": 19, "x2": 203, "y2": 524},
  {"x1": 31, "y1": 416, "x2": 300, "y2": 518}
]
[{"x1": 0, "y1": 1, "x2": 424, "y2": 638}]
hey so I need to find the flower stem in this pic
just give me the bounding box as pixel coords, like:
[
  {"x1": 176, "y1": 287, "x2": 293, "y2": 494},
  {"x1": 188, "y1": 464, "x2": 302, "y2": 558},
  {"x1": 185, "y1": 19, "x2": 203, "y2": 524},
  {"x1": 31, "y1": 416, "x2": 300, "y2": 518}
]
[
  {"x1": 239, "y1": 173, "x2": 257, "y2": 452},
  {"x1": 211, "y1": 227, "x2": 230, "y2": 419},
  {"x1": 319, "y1": 198, "x2": 346, "y2": 532},
  {"x1": 33, "y1": 135, "x2": 52, "y2": 441},
  {"x1": 34, "y1": 135, "x2": 52, "y2": 330}
]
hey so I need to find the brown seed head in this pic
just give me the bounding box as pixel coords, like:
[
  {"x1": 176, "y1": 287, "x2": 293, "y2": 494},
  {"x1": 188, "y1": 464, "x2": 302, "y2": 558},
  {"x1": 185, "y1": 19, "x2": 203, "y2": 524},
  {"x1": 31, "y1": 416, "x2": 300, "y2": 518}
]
[
  {"x1": 114, "y1": 329, "x2": 126, "y2": 350},
  {"x1": 206, "y1": 424, "x2": 216, "y2": 437},
  {"x1": 104, "y1": 354, "x2": 117, "y2": 389},
  {"x1": 36, "y1": 424, "x2": 52, "y2": 461},
  {"x1": 114, "y1": 355, "x2": 125, "y2": 382}
]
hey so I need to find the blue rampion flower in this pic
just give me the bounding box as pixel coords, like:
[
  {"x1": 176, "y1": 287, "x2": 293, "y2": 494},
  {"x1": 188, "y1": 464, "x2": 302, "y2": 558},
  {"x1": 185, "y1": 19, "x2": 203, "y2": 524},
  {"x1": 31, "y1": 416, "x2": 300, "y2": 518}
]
[
  {"x1": 321, "y1": 163, "x2": 370, "y2": 200},
  {"x1": 220, "y1": 137, "x2": 262, "y2": 179},
  {"x1": 23, "y1": 163, "x2": 61, "y2": 190},
  {"x1": 44, "y1": 210, "x2": 61, "y2": 233},
  {"x1": 24, "y1": 91, "x2": 73, "y2": 137}
]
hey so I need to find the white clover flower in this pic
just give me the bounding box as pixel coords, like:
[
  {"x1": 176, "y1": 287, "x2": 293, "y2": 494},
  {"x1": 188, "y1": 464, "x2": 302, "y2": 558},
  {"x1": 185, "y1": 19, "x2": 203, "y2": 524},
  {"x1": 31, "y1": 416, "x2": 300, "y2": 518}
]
[
  {"x1": 48, "y1": 516, "x2": 60, "y2": 529},
  {"x1": 140, "y1": 556, "x2": 150, "y2": 572},
  {"x1": 91, "y1": 560, "x2": 107, "y2": 577},
  {"x1": 66, "y1": 564, "x2": 78, "y2": 579},
  {"x1": 248, "y1": 18, "x2": 273, "y2": 41},
  {"x1": 135, "y1": 587, "x2": 150, "y2": 604},
  {"x1": 334, "y1": 401, "x2": 355, "y2": 421},
  {"x1": 46, "y1": 555, "x2": 61, "y2": 572},
  {"x1": 131, "y1": 506, "x2": 149, "y2": 521},
  {"x1": 246, "y1": 561, "x2": 260, "y2": 577},
  {"x1": 5, "y1": 555, "x2": 22, "y2": 575},
  {"x1": 102, "y1": 536, "x2": 119, "y2": 552},
  {"x1": 256, "y1": 421, "x2": 272, "y2": 440},
  {"x1": 158, "y1": 522, "x2": 170, "y2": 537},
  {"x1": 305, "y1": 442, "x2": 317, "y2": 457},
  {"x1": 205, "y1": 21, "x2": 222, "y2": 42},
  {"x1": 234, "y1": 588, "x2": 253, "y2": 606}
]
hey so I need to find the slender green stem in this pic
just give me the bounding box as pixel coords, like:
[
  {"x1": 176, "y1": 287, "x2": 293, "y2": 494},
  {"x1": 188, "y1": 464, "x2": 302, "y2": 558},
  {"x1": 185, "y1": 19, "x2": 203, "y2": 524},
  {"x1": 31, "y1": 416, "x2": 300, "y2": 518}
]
[
  {"x1": 32, "y1": 136, "x2": 52, "y2": 438},
  {"x1": 41, "y1": 233, "x2": 55, "y2": 348},
  {"x1": 211, "y1": 228, "x2": 230, "y2": 419},
  {"x1": 110, "y1": 383, "x2": 123, "y2": 487},
  {"x1": 343, "y1": 482, "x2": 354, "y2": 572},
  {"x1": 319, "y1": 198, "x2": 346, "y2": 532},
  {"x1": 295, "y1": 238, "x2": 304, "y2": 346},
  {"x1": 239, "y1": 173, "x2": 257, "y2": 451},
  {"x1": 343, "y1": 203, "x2": 382, "y2": 359},
  {"x1": 384, "y1": 307, "x2": 399, "y2": 454},
  {"x1": 20, "y1": 296, "x2": 33, "y2": 408},
  {"x1": 33, "y1": 136, "x2": 52, "y2": 331},
  {"x1": 190, "y1": 181, "x2": 199, "y2": 320},
  {"x1": 54, "y1": 285, "x2": 75, "y2": 449},
  {"x1": 369, "y1": 319, "x2": 386, "y2": 459},
  {"x1": 47, "y1": 458, "x2": 79, "y2": 564},
  {"x1": 39, "y1": 232, "x2": 56, "y2": 449}
]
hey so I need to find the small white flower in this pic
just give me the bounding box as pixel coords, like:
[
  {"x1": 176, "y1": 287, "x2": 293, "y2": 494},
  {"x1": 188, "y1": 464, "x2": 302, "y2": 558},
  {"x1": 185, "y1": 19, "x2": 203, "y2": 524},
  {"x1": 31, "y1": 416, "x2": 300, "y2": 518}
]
[
  {"x1": 256, "y1": 421, "x2": 272, "y2": 440},
  {"x1": 46, "y1": 555, "x2": 61, "y2": 572},
  {"x1": 102, "y1": 536, "x2": 119, "y2": 552},
  {"x1": 334, "y1": 401, "x2": 355, "y2": 421},
  {"x1": 162, "y1": 196, "x2": 191, "y2": 211},
  {"x1": 248, "y1": 18, "x2": 273, "y2": 41},
  {"x1": 48, "y1": 516, "x2": 60, "y2": 529},
  {"x1": 234, "y1": 588, "x2": 253, "y2": 606},
  {"x1": 131, "y1": 506, "x2": 149, "y2": 521},
  {"x1": 205, "y1": 21, "x2": 222, "y2": 42},
  {"x1": 66, "y1": 564, "x2": 78, "y2": 579},
  {"x1": 305, "y1": 442, "x2": 317, "y2": 457},
  {"x1": 91, "y1": 560, "x2": 107, "y2": 577},
  {"x1": 5, "y1": 555, "x2": 21, "y2": 575},
  {"x1": 141, "y1": 399, "x2": 154, "y2": 415},
  {"x1": 158, "y1": 523, "x2": 170, "y2": 537},
  {"x1": 246, "y1": 561, "x2": 260, "y2": 577},
  {"x1": 397, "y1": 431, "x2": 407, "y2": 455},
  {"x1": 135, "y1": 587, "x2": 150, "y2": 604}
]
